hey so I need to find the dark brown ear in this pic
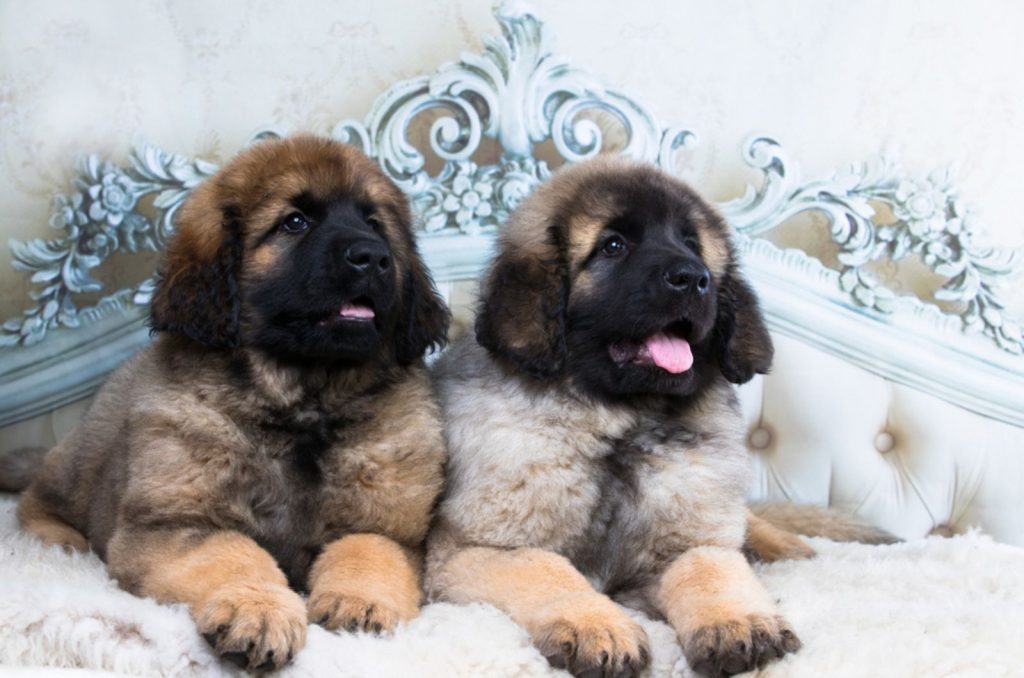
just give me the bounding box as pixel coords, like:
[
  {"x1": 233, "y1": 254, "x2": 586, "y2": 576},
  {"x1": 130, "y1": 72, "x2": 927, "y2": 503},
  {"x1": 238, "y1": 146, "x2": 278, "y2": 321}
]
[
  {"x1": 394, "y1": 244, "x2": 450, "y2": 365},
  {"x1": 713, "y1": 268, "x2": 773, "y2": 384},
  {"x1": 475, "y1": 227, "x2": 568, "y2": 379},
  {"x1": 149, "y1": 209, "x2": 243, "y2": 349}
]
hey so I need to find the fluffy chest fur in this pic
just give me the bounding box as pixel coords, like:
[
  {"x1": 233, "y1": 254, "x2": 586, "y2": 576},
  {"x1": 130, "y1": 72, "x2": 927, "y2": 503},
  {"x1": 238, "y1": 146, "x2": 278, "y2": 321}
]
[
  {"x1": 569, "y1": 417, "x2": 750, "y2": 594},
  {"x1": 112, "y1": 347, "x2": 445, "y2": 589},
  {"x1": 432, "y1": 339, "x2": 750, "y2": 591},
  {"x1": 214, "y1": 406, "x2": 360, "y2": 587}
]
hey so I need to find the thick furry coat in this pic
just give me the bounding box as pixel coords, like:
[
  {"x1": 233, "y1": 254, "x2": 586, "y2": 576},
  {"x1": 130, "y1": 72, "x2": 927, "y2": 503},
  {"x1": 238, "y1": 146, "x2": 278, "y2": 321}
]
[
  {"x1": 14, "y1": 135, "x2": 449, "y2": 671},
  {"x1": 426, "y1": 157, "x2": 801, "y2": 678}
]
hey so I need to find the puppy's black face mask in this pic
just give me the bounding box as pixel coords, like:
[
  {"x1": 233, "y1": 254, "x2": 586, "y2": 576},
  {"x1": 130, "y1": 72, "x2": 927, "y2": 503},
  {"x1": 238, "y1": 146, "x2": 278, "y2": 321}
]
[
  {"x1": 566, "y1": 204, "x2": 720, "y2": 401},
  {"x1": 475, "y1": 163, "x2": 772, "y2": 401},
  {"x1": 245, "y1": 194, "x2": 398, "y2": 366}
]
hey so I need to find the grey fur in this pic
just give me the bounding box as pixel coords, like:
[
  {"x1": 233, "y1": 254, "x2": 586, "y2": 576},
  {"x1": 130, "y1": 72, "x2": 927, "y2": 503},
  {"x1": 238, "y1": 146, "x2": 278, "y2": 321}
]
[
  {"x1": 425, "y1": 157, "x2": 802, "y2": 678},
  {"x1": 0, "y1": 446, "x2": 48, "y2": 493},
  {"x1": 427, "y1": 336, "x2": 751, "y2": 610}
]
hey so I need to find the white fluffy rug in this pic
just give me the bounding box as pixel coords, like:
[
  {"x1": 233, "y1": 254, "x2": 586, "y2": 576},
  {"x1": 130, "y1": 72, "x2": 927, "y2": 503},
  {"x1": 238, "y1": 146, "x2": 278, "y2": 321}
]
[{"x1": 2, "y1": 495, "x2": 1023, "y2": 678}]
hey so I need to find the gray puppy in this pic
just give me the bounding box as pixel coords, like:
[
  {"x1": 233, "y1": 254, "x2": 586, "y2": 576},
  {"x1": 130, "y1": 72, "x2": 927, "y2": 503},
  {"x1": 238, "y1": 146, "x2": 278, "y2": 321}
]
[{"x1": 427, "y1": 157, "x2": 802, "y2": 678}]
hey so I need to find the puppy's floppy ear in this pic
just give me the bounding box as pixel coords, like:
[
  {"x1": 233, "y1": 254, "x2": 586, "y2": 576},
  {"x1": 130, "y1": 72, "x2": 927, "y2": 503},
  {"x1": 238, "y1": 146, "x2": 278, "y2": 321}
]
[
  {"x1": 475, "y1": 226, "x2": 568, "y2": 379},
  {"x1": 713, "y1": 266, "x2": 773, "y2": 384},
  {"x1": 394, "y1": 245, "x2": 450, "y2": 365},
  {"x1": 149, "y1": 202, "x2": 243, "y2": 349}
]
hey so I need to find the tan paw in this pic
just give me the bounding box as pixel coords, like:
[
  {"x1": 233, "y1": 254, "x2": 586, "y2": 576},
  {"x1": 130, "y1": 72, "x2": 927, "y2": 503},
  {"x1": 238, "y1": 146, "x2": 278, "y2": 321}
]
[
  {"x1": 531, "y1": 593, "x2": 650, "y2": 678},
  {"x1": 684, "y1": 613, "x2": 800, "y2": 677},
  {"x1": 197, "y1": 581, "x2": 307, "y2": 671},
  {"x1": 308, "y1": 590, "x2": 415, "y2": 635}
]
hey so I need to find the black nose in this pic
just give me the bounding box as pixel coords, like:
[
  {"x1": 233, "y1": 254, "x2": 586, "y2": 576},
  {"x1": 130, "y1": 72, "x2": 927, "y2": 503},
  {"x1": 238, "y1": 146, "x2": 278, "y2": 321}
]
[
  {"x1": 344, "y1": 240, "x2": 391, "y2": 275},
  {"x1": 664, "y1": 260, "x2": 710, "y2": 294}
]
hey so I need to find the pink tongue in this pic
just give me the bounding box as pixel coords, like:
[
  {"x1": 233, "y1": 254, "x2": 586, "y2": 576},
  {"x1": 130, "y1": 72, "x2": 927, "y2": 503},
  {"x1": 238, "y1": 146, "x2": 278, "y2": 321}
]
[
  {"x1": 339, "y1": 303, "x2": 374, "y2": 319},
  {"x1": 643, "y1": 332, "x2": 693, "y2": 373}
]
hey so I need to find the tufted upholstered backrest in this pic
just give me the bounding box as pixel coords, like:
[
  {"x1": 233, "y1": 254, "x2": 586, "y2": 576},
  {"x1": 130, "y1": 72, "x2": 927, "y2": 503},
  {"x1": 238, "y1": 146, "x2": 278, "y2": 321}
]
[{"x1": 742, "y1": 334, "x2": 1024, "y2": 545}]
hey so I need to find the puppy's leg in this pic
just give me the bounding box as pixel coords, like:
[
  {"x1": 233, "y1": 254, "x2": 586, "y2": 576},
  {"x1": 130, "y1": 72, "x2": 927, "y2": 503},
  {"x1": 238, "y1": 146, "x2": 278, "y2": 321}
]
[
  {"x1": 17, "y1": 485, "x2": 88, "y2": 553},
  {"x1": 307, "y1": 533, "x2": 421, "y2": 634},
  {"x1": 744, "y1": 510, "x2": 815, "y2": 562},
  {"x1": 433, "y1": 546, "x2": 649, "y2": 678},
  {"x1": 656, "y1": 546, "x2": 800, "y2": 677},
  {"x1": 106, "y1": 528, "x2": 306, "y2": 671}
]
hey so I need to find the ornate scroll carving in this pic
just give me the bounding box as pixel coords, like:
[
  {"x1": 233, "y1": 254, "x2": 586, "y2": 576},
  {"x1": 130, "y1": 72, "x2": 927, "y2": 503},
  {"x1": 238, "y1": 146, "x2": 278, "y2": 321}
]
[
  {"x1": 722, "y1": 137, "x2": 1022, "y2": 354},
  {"x1": 2, "y1": 0, "x2": 1021, "y2": 400}
]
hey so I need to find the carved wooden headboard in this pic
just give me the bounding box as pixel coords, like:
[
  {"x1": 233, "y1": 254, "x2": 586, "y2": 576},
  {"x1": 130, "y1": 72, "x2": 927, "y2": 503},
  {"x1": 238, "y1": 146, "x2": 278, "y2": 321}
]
[{"x1": 2, "y1": 2, "x2": 1022, "y2": 541}]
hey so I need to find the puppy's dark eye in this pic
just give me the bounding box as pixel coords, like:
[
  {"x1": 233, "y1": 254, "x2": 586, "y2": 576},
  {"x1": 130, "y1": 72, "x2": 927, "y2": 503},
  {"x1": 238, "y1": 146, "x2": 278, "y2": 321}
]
[
  {"x1": 366, "y1": 213, "x2": 383, "y2": 231},
  {"x1": 601, "y1": 235, "x2": 627, "y2": 257},
  {"x1": 280, "y1": 212, "x2": 310, "y2": 234},
  {"x1": 682, "y1": 236, "x2": 699, "y2": 251}
]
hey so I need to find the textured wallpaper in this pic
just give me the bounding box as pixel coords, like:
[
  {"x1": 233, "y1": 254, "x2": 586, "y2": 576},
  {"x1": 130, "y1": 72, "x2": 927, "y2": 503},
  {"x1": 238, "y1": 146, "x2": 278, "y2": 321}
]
[{"x1": 1, "y1": 0, "x2": 1022, "y2": 321}]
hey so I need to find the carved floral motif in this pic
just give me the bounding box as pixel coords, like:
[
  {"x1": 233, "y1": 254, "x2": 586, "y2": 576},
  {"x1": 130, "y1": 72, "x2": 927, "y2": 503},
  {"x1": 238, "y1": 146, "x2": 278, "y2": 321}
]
[
  {"x1": 722, "y1": 138, "x2": 1022, "y2": 354},
  {"x1": 3, "y1": 149, "x2": 214, "y2": 345},
  {"x1": 3, "y1": 1, "x2": 1021, "y2": 355}
]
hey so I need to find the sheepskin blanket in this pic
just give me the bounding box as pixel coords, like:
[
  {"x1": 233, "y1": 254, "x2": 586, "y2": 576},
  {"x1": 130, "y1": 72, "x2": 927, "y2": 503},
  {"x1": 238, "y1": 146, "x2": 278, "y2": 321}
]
[{"x1": 2, "y1": 495, "x2": 1023, "y2": 677}]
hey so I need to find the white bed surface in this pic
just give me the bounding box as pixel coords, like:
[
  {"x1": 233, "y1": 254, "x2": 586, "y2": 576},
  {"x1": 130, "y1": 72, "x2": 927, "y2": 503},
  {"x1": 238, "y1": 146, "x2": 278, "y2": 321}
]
[{"x1": 2, "y1": 496, "x2": 1023, "y2": 677}]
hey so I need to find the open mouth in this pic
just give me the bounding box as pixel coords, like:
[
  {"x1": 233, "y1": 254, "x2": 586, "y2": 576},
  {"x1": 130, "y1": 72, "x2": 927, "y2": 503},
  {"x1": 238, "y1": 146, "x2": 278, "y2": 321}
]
[
  {"x1": 608, "y1": 320, "x2": 694, "y2": 374},
  {"x1": 317, "y1": 296, "x2": 376, "y2": 325}
]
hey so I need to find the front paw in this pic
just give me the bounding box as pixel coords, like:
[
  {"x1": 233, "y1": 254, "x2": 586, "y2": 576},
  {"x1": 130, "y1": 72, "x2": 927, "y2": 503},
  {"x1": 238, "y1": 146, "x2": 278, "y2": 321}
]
[
  {"x1": 684, "y1": 614, "x2": 800, "y2": 677},
  {"x1": 308, "y1": 589, "x2": 416, "y2": 635},
  {"x1": 531, "y1": 593, "x2": 650, "y2": 678},
  {"x1": 198, "y1": 581, "x2": 307, "y2": 671}
]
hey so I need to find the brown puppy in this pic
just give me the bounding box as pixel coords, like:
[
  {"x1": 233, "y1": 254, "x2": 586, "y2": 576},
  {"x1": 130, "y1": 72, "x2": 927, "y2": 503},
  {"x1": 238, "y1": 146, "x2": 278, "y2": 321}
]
[
  {"x1": 14, "y1": 135, "x2": 449, "y2": 670},
  {"x1": 427, "y1": 157, "x2": 801, "y2": 678}
]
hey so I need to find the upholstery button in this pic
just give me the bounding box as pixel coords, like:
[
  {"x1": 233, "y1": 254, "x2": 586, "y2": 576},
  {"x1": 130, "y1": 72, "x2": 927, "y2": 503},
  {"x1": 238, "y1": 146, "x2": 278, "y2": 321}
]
[
  {"x1": 875, "y1": 431, "x2": 895, "y2": 453},
  {"x1": 748, "y1": 427, "x2": 772, "y2": 450}
]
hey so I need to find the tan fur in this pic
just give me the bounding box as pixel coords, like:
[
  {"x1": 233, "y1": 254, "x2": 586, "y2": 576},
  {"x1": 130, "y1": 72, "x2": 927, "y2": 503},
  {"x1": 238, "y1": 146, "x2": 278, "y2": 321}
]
[
  {"x1": 744, "y1": 510, "x2": 816, "y2": 562},
  {"x1": 128, "y1": 531, "x2": 290, "y2": 604},
  {"x1": 110, "y1": 530, "x2": 307, "y2": 667},
  {"x1": 432, "y1": 546, "x2": 649, "y2": 674},
  {"x1": 429, "y1": 157, "x2": 796, "y2": 677},
  {"x1": 307, "y1": 533, "x2": 421, "y2": 633},
  {"x1": 696, "y1": 225, "x2": 730, "y2": 278},
  {"x1": 656, "y1": 547, "x2": 801, "y2": 674},
  {"x1": 750, "y1": 502, "x2": 899, "y2": 546},
  {"x1": 658, "y1": 547, "x2": 778, "y2": 628},
  {"x1": 16, "y1": 135, "x2": 447, "y2": 670},
  {"x1": 17, "y1": 486, "x2": 88, "y2": 553},
  {"x1": 565, "y1": 213, "x2": 618, "y2": 273}
]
